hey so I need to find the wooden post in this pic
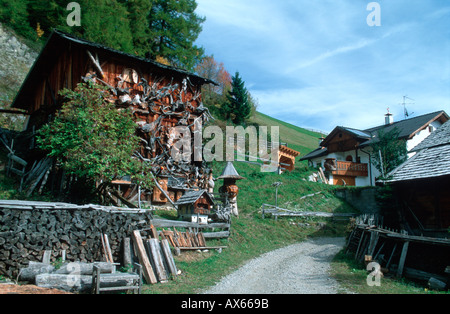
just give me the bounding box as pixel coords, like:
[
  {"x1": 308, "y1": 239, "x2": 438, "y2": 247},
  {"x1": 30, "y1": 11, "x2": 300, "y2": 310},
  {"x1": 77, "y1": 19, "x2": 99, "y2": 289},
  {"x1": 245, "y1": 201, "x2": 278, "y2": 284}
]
[
  {"x1": 373, "y1": 241, "x2": 385, "y2": 261},
  {"x1": 42, "y1": 250, "x2": 52, "y2": 264},
  {"x1": 367, "y1": 231, "x2": 380, "y2": 257},
  {"x1": 355, "y1": 231, "x2": 366, "y2": 259},
  {"x1": 103, "y1": 234, "x2": 114, "y2": 263},
  {"x1": 319, "y1": 167, "x2": 328, "y2": 184},
  {"x1": 123, "y1": 238, "x2": 132, "y2": 269},
  {"x1": 397, "y1": 241, "x2": 410, "y2": 278},
  {"x1": 386, "y1": 243, "x2": 398, "y2": 269},
  {"x1": 131, "y1": 230, "x2": 157, "y2": 284},
  {"x1": 358, "y1": 234, "x2": 370, "y2": 262}
]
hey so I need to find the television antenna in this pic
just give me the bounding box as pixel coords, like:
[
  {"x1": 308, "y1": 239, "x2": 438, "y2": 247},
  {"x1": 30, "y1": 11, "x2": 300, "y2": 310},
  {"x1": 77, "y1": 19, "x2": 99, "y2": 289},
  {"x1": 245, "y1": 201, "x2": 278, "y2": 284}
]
[{"x1": 400, "y1": 96, "x2": 415, "y2": 119}]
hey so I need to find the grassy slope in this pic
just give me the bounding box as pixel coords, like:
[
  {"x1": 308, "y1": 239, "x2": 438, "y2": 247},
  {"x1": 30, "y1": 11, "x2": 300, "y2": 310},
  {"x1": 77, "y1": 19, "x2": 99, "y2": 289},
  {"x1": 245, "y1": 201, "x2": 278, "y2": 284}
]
[{"x1": 249, "y1": 111, "x2": 323, "y2": 156}]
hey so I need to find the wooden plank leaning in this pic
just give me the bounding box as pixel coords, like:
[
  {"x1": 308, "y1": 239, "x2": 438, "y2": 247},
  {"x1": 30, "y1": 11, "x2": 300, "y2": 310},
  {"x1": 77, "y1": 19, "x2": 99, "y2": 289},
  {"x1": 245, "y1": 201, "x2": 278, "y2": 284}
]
[
  {"x1": 160, "y1": 239, "x2": 178, "y2": 278},
  {"x1": 131, "y1": 230, "x2": 157, "y2": 284},
  {"x1": 147, "y1": 239, "x2": 168, "y2": 283},
  {"x1": 397, "y1": 241, "x2": 410, "y2": 278}
]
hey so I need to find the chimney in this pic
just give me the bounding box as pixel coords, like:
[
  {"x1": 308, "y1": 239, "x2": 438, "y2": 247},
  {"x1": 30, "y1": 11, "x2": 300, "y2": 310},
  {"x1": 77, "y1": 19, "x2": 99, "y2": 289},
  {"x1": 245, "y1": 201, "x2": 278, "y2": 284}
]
[{"x1": 385, "y1": 108, "x2": 394, "y2": 125}]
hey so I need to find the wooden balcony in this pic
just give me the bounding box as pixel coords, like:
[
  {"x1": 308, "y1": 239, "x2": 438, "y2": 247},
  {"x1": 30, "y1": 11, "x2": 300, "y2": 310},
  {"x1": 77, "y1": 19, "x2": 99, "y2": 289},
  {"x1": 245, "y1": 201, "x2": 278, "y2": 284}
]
[{"x1": 325, "y1": 160, "x2": 368, "y2": 177}]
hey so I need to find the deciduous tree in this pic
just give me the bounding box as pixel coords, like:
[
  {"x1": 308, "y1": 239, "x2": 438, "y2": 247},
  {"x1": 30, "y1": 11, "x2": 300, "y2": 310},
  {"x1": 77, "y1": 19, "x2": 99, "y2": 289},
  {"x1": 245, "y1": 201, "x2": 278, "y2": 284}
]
[
  {"x1": 37, "y1": 82, "x2": 145, "y2": 192},
  {"x1": 370, "y1": 127, "x2": 407, "y2": 180}
]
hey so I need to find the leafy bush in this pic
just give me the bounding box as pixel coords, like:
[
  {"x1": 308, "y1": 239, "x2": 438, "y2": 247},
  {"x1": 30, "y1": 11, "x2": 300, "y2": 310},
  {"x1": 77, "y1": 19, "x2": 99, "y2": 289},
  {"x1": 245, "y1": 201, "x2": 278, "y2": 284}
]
[{"x1": 37, "y1": 82, "x2": 146, "y2": 189}]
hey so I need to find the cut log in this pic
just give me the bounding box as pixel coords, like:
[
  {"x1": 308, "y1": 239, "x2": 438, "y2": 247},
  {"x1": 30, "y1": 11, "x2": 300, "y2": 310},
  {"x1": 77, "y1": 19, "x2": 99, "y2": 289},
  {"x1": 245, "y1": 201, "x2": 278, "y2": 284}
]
[
  {"x1": 401, "y1": 267, "x2": 448, "y2": 283},
  {"x1": 102, "y1": 234, "x2": 114, "y2": 263},
  {"x1": 148, "y1": 224, "x2": 158, "y2": 239},
  {"x1": 35, "y1": 273, "x2": 139, "y2": 293},
  {"x1": 42, "y1": 250, "x2": 52, "y2": 264},
  {"x1": 19, "y1": 262, "x2": 55, "y2": 283},
  {"x1": 54, "y1": 262, "x2": 114, "y2": 275},
  {"x1": 179, "y1": 246, "x2": 227, "y2": 251},
  {"x1": 428, "y1": 277, "x2": 447, "y2": 291}
]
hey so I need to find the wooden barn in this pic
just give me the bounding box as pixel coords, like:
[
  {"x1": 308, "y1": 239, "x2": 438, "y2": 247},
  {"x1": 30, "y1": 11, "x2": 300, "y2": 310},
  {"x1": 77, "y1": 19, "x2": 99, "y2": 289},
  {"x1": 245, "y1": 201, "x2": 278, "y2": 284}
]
[
  {"x1": 385, "y1": 120, "x2": 450, "y2": 238},
  {"x1": 9, "y1": 30, "x2": 216, "y2": 205}
]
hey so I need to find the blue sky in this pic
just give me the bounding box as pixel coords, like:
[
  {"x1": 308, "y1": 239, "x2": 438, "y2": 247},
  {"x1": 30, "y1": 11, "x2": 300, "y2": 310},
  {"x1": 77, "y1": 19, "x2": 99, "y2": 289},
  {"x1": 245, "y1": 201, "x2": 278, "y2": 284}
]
[{"x1": 195, "y1": 0, "x2": 450, "y2": 133}]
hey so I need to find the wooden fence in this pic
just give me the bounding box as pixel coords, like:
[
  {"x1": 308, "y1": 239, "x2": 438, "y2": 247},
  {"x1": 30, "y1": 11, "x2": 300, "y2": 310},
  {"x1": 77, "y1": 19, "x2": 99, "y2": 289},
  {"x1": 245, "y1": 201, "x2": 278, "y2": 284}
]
[
  {"x1": 261, "y1": 204, "x2": 357, "y2": 221},
  {"x1": 152, "y1": 219, "x2": 231, "y2": 239}
]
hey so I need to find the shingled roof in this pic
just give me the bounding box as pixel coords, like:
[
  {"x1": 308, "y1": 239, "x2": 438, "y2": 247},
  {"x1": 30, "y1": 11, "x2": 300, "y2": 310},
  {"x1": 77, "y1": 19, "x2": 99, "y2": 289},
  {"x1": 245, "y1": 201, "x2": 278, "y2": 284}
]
[
  {"x1": 175, "y1": 190, "x2": 214, "y2": 206},
  {"x1": 385, "y1": 120, "x2": 450, "y2": 183},
  {"x1": 361, "y1": 110, "x2": 449, "y2": 147}
]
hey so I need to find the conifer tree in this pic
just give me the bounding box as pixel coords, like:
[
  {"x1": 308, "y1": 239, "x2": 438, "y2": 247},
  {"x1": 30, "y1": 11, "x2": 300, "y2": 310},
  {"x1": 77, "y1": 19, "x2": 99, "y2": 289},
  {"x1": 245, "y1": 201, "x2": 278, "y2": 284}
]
[
  {"x1": 1, "y1": 0, "x2": 205, "y2": 71},
  {"x1": 147, "y1": 0, "x2": 205, "y2": 70},
  {"x1": 125, "y1": 0, "x2": 153, "y2": 57},
  {"x1": 224, "y1": 72, "x2": 251, "y2": 125},
  {"x1": 74, "y1": 0, "x2": 134, "y2": 54},
  {"x1": 0, "y1": 0, "x2": 34, "y2": 38}
]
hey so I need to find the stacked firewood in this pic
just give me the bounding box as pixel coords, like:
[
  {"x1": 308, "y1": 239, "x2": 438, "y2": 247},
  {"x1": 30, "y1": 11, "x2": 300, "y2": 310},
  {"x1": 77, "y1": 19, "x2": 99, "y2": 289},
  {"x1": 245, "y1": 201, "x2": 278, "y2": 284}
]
[{"x1": 0, "y1": 201, "x2": 153, "y2": 278}]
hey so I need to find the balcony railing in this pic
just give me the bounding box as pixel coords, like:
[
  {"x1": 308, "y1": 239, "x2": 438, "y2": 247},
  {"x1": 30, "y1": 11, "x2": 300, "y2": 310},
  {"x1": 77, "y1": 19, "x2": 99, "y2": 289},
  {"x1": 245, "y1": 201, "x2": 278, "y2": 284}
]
[
  {"x1": 334, "y1": 161, "x2": 368, "y2": 177},
  {"x1": 325, "y1": 160, "x2": 368, "y2": 177}
]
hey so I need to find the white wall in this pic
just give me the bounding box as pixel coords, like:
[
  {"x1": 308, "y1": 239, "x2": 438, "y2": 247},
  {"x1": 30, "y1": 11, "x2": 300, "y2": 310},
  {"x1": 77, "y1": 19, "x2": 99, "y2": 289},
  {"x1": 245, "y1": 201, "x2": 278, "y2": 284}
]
[{"x1": 407, "y1": 120, "x2": 443, "y2": 157}]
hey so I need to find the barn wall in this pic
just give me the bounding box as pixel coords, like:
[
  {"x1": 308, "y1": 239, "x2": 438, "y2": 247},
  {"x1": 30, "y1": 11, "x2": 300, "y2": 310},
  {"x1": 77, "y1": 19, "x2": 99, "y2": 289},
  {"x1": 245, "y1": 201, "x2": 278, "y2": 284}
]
[{"x1": 396, "y1": 176, "x2": 450, "y2": 234}]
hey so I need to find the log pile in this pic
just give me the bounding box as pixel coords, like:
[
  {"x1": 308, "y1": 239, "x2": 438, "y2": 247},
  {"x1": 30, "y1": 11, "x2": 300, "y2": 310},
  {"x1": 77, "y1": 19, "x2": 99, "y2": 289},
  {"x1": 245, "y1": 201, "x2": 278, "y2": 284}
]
[
  {"x1": 18, "y1": 261, "x2": 139, "y2": 293},
  {"x1": 0, "y1": 201, "x2": 153, "y2": 278}
]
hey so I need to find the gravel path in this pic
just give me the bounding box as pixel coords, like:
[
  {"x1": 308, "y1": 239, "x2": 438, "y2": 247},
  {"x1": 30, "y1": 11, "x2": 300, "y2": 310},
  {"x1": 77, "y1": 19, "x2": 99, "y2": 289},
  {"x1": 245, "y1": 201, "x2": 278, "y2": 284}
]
[{"x1": 204, "y1": 237, "x2": 346, "y2": 294}]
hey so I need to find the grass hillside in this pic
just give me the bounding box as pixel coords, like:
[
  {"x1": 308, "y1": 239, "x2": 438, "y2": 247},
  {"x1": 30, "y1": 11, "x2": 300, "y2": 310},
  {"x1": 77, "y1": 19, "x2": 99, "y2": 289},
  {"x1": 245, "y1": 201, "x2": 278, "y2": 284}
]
[{"x1": 249, "y1": 111, "x2": 324, "y2": 156}]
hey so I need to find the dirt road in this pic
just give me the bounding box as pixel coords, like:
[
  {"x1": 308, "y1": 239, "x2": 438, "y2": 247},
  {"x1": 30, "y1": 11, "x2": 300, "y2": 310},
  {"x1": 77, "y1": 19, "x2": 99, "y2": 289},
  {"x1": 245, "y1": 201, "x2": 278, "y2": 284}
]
[{"x1": 204, "y1": 237, "x2": 346, "y2": 294}]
